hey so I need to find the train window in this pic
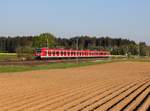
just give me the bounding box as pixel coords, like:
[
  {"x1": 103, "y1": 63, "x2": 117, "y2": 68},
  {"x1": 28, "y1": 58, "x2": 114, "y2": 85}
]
[
  {"x1": 82, "y1": 52, "x2": 84, "y2": 55},
  {"x1": 36, "y1": 49, "x2": 41, "y2": 53},
  {"x1": 64, "y1": 52, "x2": 66, "y2": 55},
  {"x1": 61, "y1": 52, "x2": 63, "y2": 55},
  {"x1": 68, "y1": 52, "x2": 70, "y2": 55},
  {"x1": 56, "y1": 51, "x2": 59, "y2": 55}
]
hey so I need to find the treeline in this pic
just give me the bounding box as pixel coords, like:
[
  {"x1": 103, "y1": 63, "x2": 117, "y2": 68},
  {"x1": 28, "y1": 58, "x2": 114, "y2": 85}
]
[{"x1": 0, "y1": 33, "x2": 150, "y2": 56}]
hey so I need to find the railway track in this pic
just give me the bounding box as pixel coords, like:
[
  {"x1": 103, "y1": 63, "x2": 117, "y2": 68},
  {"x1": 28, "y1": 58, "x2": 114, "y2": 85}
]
[{"x1": 0, "y1": 58, "x2": 111, "y2": 66}]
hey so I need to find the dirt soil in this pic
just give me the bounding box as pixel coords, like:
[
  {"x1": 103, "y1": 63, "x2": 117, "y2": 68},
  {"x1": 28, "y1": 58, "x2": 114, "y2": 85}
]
[{"x1": 0, "y1": 62, "x2": 150, "y2": 111}]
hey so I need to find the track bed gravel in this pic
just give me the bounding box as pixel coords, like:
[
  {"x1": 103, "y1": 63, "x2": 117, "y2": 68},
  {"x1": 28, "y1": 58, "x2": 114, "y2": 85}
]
[{"x1": 0, "y1": 62, "x2": 150, "y2": 111}]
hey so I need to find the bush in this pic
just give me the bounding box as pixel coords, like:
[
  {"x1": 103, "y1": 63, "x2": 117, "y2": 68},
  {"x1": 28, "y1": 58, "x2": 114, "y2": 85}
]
[{"x1": 16, "y1": 46, "x2": 34, "y2": 60}]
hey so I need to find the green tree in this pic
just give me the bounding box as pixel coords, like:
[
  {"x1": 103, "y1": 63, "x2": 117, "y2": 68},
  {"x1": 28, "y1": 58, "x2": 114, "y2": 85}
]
[
  {"x1": 139, "y1": 42, "x2": 147, "y2": 56},
  {"x1": 32, "y1": 33, "x2": 56, "y2": 48}
]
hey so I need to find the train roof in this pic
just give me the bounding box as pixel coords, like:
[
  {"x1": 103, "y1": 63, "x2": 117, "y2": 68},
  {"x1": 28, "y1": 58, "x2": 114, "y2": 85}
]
[{"x1": 37, "y1": 48, "x2": 109, "y2": 52}]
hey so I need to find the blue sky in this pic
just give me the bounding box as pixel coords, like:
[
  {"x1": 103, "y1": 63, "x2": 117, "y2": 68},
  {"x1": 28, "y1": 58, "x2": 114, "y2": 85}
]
[{"x1": 0, "y1": 0, "x2": 150, "y2": 44}]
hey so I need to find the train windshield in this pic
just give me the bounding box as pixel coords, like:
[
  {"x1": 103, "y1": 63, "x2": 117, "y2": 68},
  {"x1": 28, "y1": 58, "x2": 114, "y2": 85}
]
[{"x1": 36, "y1": 48, "x2": 41, "y2": 53}]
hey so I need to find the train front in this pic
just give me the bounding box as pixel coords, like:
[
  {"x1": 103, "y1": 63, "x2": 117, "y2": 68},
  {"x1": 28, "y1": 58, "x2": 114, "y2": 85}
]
[{"x1": 34, "y1": 48, "x2": 42, "y2": 59}]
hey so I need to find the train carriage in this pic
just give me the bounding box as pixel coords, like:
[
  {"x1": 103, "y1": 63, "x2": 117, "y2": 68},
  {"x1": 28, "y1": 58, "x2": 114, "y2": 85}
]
[{"x1": 35, "y1": 48, "x2": 111, "y2": 59}]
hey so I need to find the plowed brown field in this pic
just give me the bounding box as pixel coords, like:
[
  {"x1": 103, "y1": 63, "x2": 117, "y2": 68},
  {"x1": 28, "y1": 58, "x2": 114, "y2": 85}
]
[{"x1": 0, "y1": 62, "x2": 150, "y2": 111}]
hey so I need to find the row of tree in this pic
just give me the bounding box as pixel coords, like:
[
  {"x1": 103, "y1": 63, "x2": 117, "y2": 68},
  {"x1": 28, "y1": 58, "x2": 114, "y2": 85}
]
[{"x1": 0, "y1": 33, "x2": 150, "y2": 57}]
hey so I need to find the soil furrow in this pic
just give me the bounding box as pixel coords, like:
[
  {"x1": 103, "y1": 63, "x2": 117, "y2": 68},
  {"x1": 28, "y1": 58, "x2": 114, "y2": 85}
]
[
  {"x1": 68, "y1": 81, "x2": 134, "y2": 111},
  {"x1": 37, "y1": 83, "x2": 118, "y2": 111},
  {"x1": 108, "y1": 81, "x2": 150, "y2": 111},
  {"x1": 81, "y1": 81, "x2": 145, "y2": 111},
  {"x1": 124, "y1": 87, "x2": 150, "y2": 111},
  {"x1": 13, "y1": 82, "x2": 111, "y2": 111},
  {"x1": 137, "y1": 95, "x2": 150, "y2": 111},
  {"x1": 53, "y1": 84, "x2": 119, "y2": 111},
  {"x1": 94, "y1": 80, "x2": 149, "y2": 111},
  {"x1": 1, "y1": 81, "x2": 107, "y2": 110}
]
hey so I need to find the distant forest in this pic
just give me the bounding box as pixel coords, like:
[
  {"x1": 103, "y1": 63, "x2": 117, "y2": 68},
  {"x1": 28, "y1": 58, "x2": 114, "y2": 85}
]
[{"x1": 0, "y1": 33, "x2": 150, "y2": 56}]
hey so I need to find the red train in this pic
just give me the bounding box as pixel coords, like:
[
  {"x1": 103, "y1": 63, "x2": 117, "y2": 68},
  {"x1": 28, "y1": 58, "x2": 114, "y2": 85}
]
[{"x1": 34, "y1": 48, "x2": 111, "y2": 59}]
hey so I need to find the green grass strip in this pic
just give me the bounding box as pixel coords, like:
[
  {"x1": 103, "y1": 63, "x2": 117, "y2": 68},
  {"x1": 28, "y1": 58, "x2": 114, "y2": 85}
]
[{"x1": 0, "y1": 58, "x2": 149, "y2": 73}]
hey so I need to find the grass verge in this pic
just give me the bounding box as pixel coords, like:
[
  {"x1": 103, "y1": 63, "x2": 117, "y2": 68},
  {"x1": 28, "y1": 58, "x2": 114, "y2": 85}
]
[
  {"x1": 0, "y1": 53, "x2": 17, "y2": 61},
  {"x1": 0, "y1": 57, "x2": 149, "y2": 73},
  {"x1": 0, "y1": 59, "x2": 118, "y2": 73}
]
